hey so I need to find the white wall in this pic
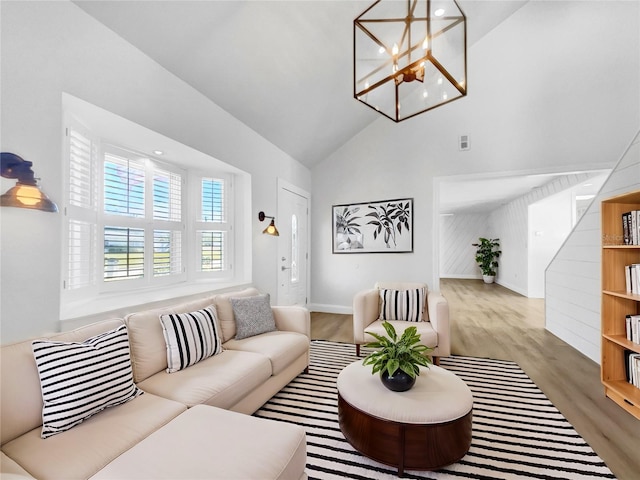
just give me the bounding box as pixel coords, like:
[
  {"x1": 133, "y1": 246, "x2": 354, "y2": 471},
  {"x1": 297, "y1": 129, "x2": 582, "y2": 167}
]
[
  {"x1": 440, "y1": 213, "x2": 490, "y2": 279},
  {"x1": 0, "y1": 1, "x2": 310, "y2": 343},
  {"x1": 528, "y1": 192, "x2": 573, "y2": 298},
  {"x1": 546, "y1": 131, "x2": 640, "y2": 364},
  {"x1": 488, "y1": 173, "x2": 601, "y2": 296},
  {"x1": 311, "y1": 0, "x2": 639, "y2": 312}
]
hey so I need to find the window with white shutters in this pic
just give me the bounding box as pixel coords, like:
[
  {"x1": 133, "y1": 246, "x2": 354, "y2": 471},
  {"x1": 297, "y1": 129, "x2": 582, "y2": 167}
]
[
  {"x1": 61, "y1": 98, "x2": 241, "y2": 319},
  {"x1": 62, "y1": 125, "x2": 236, "y2": 298},
  {"x1": 198, "y1": 177, "x2": 226, "y2": 272}
]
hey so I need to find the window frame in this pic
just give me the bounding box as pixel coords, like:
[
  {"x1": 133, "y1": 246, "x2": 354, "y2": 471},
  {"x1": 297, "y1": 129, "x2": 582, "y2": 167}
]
[
  {"x1": 189, "y1": 170, "x2": 234, "y2": 279},
  {"x1": 62, "y1": 121, "x2": 236, "y2": 304},
  {"x1": 99, "y1": 143, "x2": 187, "y2": 292}
]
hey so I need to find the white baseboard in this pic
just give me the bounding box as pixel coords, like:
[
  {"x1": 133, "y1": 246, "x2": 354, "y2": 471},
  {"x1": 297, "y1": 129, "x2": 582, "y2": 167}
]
[
  {"x1": 307, "y1": 304, "x2": 352, "y2": 314},
  {"x1": 440, "y1": 274, "x2": 481, "y2": 280},
  {"x1": 495, "y1": 280, "x2": 528, "y2": 297}
]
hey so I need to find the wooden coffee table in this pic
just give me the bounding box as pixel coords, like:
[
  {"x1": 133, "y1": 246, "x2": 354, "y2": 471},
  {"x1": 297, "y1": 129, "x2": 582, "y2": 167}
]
[{"x1": 337, "y1": 360, "x2": 473, "y2": 477}]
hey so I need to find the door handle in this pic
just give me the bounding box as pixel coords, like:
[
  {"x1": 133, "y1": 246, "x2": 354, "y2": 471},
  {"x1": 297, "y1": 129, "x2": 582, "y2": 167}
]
[{"x1": 281, "y1": 266, "x2": 291, "y2": 271}]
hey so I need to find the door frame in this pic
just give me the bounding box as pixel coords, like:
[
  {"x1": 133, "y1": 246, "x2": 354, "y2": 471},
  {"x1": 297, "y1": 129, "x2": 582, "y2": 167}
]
[{"x1": 277, "y1": 178, "x2": 311, "y2": 306}]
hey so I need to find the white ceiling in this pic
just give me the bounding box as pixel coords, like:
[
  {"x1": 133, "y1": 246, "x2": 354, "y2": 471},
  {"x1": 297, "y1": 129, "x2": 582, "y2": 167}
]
[
  {"x1": 73, "y1": 0, "x2": 608, "y2": 213},
  {"x1": 439, "y1": 171, "x2": 610, "y2": 214},
  {"x1": 73, "y1": 0, "x2": 529, "y2": 167}
]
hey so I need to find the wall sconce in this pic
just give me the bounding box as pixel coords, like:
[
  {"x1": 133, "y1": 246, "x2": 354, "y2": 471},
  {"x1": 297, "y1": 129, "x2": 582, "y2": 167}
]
[
  {"x1": 258, "y1": 211, "x2": 279, "y2": 236},
  {"x1": 1, "y1": 152, "x2": 58, "y2": 212}
]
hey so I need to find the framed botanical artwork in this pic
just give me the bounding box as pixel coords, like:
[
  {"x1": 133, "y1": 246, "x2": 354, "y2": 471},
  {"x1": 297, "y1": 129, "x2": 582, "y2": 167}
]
[{"x1": 332, "y1": 198, "x2": 413, "y2": 253}]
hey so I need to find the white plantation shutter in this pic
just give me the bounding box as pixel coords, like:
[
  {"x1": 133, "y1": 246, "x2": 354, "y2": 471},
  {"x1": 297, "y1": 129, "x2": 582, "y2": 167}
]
[
  {"x1": 201, "y1": 177, "x2": 224, "y2": 222},
  {"x1": 152, "y1": 168, "x2": 182, "y2": 278},
  {"x1": 154, "y1": 229, "x2": 182, "y2": 276},
  {"x1": 68, "y1": 129, "x2": 94, "y2": 208},
  {"x1": 67, "y1": 220, "x2": 96, "y2": 289},
  {"x1": 65, "y1": 126, "x2": 98, "y2": 291},
  {"x1": 103, "y1": 226, "x2": 145, "y2": 281},
  {"x1": 199, "y1": 231, "x2": 225, "y2": 271},
  {"x1": 195, "y1": 176, "x2": 230, "y2": 274},
  {"x1": 154, "y1": 169, "x2": 182, "y2": 221},
  {"x1": 104, "y1": 153, "x2": 145, "y2": 217}
]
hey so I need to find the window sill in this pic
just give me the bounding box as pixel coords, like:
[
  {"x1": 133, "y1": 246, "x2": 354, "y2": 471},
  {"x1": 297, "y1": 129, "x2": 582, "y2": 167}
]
[{"x1": 60, "y1": 280, "x2": 252, "y2": 329}]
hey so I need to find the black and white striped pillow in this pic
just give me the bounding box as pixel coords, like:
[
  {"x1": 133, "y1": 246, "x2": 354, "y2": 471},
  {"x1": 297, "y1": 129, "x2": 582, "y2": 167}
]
[
  {"x1": 31, "y1": 325, "x2": 143, "y2": 439},
  {"x1": 379, "y1": 288, "x2": 426, "y2": 322},
  {"x1": 159, "y1": 306, "x2": 223, "y2": 373}
]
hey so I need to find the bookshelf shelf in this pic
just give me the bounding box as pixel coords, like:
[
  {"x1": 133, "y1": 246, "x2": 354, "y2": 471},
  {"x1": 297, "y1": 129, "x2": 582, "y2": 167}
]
[
  {"x1": 602, "y1": 334, "x2": 640, "y2": 353},
  {"x1": 601, "y1": 190, "x2": 640, "y2": 420},
  {"x1": 602, "y1": 290, "x2": 640, "y2": 302}
]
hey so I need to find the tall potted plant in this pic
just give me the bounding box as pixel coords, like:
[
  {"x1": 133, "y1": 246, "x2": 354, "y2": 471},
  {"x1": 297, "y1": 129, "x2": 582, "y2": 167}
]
[
  {"x1": 472, "y1": 237, "x2": 501, "y2": 284},
  {"x1": 362, "y1": 321, "x2": 432, "y2": 392}
]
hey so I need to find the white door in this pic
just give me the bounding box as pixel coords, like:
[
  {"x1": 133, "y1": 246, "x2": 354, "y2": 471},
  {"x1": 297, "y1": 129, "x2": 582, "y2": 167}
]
[{"x1": 277, "y1": 183, "x2": 309, "y2": 306}]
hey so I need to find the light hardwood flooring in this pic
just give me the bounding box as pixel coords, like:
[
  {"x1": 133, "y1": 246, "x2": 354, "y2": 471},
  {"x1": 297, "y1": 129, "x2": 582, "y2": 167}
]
[{"x1": 310, "y1": 278, "x2": 640, "y2": 480}]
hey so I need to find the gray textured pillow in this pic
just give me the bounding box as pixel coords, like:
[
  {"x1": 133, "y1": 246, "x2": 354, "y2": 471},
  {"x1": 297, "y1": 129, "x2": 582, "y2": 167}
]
[{"x1": 230, "y1": 294, "x2": 277, "y2": 340}]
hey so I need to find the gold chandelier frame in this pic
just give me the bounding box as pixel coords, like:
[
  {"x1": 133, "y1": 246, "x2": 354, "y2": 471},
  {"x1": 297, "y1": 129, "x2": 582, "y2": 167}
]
[{"x1": 354, "y1": 0, "x2": 467, "y2": 122}]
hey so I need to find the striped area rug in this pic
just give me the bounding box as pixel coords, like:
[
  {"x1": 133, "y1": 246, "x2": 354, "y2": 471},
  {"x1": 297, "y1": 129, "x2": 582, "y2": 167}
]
[{"x1": 255, "y1": 340, "x2": 615, "y2": 480}]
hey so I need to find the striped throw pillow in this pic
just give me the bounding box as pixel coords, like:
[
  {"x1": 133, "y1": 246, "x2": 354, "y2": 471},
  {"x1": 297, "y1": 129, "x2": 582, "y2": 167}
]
[
  {"x1": 159, "y1": 306, "x2": 223, "y2": 373},
  {"x1": 379, "y1": 288, "x2": 426, "y2": 322},
  {"x1": 31, "y1": 325, "x2": 143, "y2": 439}
]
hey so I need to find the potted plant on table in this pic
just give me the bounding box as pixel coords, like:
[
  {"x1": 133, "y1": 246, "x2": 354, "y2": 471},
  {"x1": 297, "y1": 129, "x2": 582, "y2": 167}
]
[
  {"x1": 472, "y1": 237, "x2": 501, "y2": 283},
  {"x1": 362, "y1": 321, "x2": 432, "y2": 392}
]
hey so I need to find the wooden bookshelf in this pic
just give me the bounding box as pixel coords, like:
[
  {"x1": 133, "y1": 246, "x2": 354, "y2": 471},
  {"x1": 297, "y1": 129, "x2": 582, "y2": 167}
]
[{"x1": 601, "y1": 190, "x2": 640, "y2": 419}]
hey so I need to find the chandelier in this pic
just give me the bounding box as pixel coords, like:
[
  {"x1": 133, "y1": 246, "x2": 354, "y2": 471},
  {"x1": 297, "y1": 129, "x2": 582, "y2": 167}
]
[{"x1": 354, "y1": 0, "x2": 467, "y2": 122}]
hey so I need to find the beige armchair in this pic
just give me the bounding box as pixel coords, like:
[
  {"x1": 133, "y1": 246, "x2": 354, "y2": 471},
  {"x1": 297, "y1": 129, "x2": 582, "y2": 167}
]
[{"x1": 353, "y1": 282, "x2": 450, "y2": 364}]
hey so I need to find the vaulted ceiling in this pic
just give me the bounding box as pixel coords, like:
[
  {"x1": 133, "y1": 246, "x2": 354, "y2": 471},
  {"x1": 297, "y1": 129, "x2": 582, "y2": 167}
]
[
  {"x1": 74, "y1": 0, "x2": 529, "y2": 168},
  {"x1": 74, "y1": 1, "x2": 613, "y2": 214}
]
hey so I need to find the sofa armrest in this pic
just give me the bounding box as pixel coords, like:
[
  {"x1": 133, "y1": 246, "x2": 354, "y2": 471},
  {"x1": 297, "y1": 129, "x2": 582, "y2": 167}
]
[
  {"x1": 272, "y1": 306, "x2": 310, "y2": 339},
  {"x1": 427, "y1": 291, "x2": 450, "y2": 357},
  {"x1": 353, "y1": 289, "x2": 380, "y2": 344}
]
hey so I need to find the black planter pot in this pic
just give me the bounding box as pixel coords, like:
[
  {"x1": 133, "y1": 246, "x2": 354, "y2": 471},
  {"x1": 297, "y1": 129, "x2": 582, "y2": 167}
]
[{"x1": 380, "y1": 369, "x2": 416, "y2": 392}]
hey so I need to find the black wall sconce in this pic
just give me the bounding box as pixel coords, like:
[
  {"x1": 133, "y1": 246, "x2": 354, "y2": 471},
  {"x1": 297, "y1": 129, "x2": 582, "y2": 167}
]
[
  {"x1": 0, "y1": 152, "x2": 58, "y2": 212},
  {"x1": 258, "y1": 211, "x2": 279, "y2": 236}
]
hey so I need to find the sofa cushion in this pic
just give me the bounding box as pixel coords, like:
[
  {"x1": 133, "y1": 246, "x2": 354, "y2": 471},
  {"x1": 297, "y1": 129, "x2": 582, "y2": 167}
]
[
  {"x1": 125, "y1": 296, "x2": 216, "y2": 383},
  {"x1": 31, "y1": 325, "x2": 143, "y2": 438},
  {"x1": 224, "y1": 331, "x2": 309, "y2": 376},
  {"x1": 379, "y1": 287, "x2": 426, "y2": 322},
  {"x1": 89, "y1": 405, "x2": 306, "y2": 480},
  {"x1": 365, "y1": 320, "x2": 438, "y2": 347},
  {"x1": 212, "y1": 287, "x2": 260, "y2": 341},
  {"x1": 136, "y1": 349, "x2": 272, "y2": 409},
  {"x1": 230, "y1": 293, "x2": 277, "y2": 340},
  {"x1": 1, "y1": 393, "x2": 186, "y2": 480},
  {"x1": 159, "y1": 306, "x2": 223, "y2": 373},
  {"x1": 1, "y1": 452, "x2": 34, "y2": 479}
]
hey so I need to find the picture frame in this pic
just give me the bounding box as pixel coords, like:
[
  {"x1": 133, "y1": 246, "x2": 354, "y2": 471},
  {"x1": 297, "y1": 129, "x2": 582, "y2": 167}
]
[{"x1": 332, "y1": 198, "x2": 413, "y2": 253}]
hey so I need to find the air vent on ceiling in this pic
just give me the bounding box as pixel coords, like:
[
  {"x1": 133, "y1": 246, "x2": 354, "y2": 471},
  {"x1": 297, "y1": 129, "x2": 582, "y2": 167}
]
[{"x1": 459, "y1": 135, "x2": 470, "y2": 151}]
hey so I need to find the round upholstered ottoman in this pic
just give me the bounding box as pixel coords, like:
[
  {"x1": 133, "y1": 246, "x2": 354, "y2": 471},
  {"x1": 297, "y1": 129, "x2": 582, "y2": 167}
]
[{"x1": 337, "y1": 360, "x2": 473, "y2": 477}]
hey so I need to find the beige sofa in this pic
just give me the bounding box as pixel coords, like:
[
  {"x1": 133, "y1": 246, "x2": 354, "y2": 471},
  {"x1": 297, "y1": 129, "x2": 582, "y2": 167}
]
[
  {"x1": 353, "y1": 281, "x2": 450, "y2": 362},
  {"x1": 0, "y1": 288, "x2": 309, "y2": 480}
]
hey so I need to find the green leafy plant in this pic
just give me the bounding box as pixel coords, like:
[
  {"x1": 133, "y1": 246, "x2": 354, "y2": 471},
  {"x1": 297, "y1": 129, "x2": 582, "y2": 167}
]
[
  {"x1": 472, "y1": 237, "x2": 501, "y2": 276},
  {"x1": 362, "y1": 321, "x2": 432, "y2": 379}
]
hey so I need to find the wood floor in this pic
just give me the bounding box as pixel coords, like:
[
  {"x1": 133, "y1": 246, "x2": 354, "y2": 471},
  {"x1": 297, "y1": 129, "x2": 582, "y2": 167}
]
[{"x1": 310, "y1": 278, "x2": 640, "y2": 480}]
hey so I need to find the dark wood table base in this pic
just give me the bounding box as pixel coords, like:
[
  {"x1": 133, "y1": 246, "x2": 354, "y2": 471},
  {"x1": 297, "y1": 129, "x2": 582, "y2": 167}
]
[{"x1": 338, "y1": 393, "x2": 473, "y2": 477}]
